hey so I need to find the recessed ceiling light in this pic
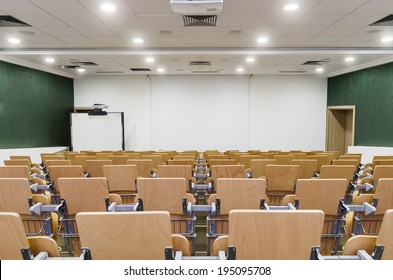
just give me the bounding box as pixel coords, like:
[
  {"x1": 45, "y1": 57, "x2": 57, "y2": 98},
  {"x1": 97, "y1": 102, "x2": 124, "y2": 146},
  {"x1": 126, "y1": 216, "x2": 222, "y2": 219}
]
[
  {"x1": 381, "y1": 37, "x2": 393, "y2": 43},
  {"x1": 8, "y1": 38, "x2": 21, "y2": 44},
  {"x1": 345, "y1": 57, "x2": 355, "y2": 62},
  {"x1": 283, "y1": 4, "x2": 299, "y2": 11},
  {"x1": 236, "y1": 67, "x2": 244, "y2": 72},
  {"x1": 100, "y1": 4, "x2": 116, "y2": 12},
  {"x1": 133, "y1": 38, "x2": 144, "y2": 44},
  {"x1": 315, "y1": 67, "x2": 324, "y2": 73},
  {"x1": 45, "y1": 58, "x2": 55, "y2": 63},
  {"x1": 77, "y1": 68, "x2": 86, "y2": 73},
  {"x1": 257, "y1": 37, "x2": 268, "y2": 43},
  {"x1": 145, "y1": 57, "x2": 155, "y2": 63},
  {"x1": 246, "y1": 57, "x2": 255, "y2": 63},
  {"x1": 157, "y1": 68, "x2": 165, "y2": 72}
]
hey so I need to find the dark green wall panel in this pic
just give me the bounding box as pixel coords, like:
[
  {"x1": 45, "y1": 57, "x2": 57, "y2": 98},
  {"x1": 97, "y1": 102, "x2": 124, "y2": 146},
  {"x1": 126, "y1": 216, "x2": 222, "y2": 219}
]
[
  {"x1": 0, "y1": 61, "x2": 74, "y2": 148},
  {"x1": 327, "y1": 62, "x2": 393, "y2": 147}
]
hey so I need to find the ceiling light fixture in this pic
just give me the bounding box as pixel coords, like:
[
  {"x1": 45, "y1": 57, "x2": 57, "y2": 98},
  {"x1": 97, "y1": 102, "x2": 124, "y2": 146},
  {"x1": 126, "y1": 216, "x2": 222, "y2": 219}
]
[
  {"x1": 133, "y1": 38, "x2": 144, "y2": 44},
  {"x1": 100, "y1": 4, "x2": 116, "y2": 12},
  {"x1": 45, "y1": 58, "x2": 55, "y2": 63},
  {"x1": 257, "y1": 37, "x2": 268, "y2": 43},
  {"x1": 315, "y1": 67, "x2": 324, "y2": 73},
  {"x1": 246, "y1": 57, "x2": 255, "y2": 63},
  {"x1": 8, "y1": 38, "x2": 21, "y2": 44},
  {"x1": 381, "y1": 36, "x2": 393, "y2": 43},
  {"x1": 157, "y1": 68, "x2": 165, "y2": 72},
  {"x1": 345, "y1": 57, "x2": 355, "y2": 62},
  {"x1": 77, "y1": 68, "x2": 86, "y2": 73},
  {"x1": 236, "y1": 67, "x2": 244, "y2": 72},
  {"x1": 145, "y1": 57, "x2": 155, "y2": 63},
  {"x1": 283, "y1": 4, "x2": 299, "y2": 11}
]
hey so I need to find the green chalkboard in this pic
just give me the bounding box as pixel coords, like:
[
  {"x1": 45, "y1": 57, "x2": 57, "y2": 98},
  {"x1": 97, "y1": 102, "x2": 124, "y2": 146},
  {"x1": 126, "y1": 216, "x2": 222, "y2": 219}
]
[
  {"x1": 0, "y1": 61, "x2": 74, "y2": 149},
  {"x1": 327, "y1": 62, "x2": 393, "y2": 147}
]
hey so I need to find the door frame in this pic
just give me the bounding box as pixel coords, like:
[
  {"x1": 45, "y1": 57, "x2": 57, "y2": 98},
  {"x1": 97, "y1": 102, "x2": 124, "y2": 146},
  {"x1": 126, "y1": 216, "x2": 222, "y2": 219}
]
[{"x1": 326, "y1": 105, "x2": 356, "y2": 154}]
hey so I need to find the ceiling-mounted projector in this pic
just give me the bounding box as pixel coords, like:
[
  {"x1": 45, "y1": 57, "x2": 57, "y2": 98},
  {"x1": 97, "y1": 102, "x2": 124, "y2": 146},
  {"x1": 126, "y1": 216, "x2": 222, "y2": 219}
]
[{"x1": 170, "y1": 0, "x2": 223, "y2": 15}]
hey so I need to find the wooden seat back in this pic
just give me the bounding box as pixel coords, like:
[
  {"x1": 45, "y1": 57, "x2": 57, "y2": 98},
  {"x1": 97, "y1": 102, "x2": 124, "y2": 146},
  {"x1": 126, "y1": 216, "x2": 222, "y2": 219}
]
[{"x1": 228, "y1": 210, "x2": 324, "y2": 259}]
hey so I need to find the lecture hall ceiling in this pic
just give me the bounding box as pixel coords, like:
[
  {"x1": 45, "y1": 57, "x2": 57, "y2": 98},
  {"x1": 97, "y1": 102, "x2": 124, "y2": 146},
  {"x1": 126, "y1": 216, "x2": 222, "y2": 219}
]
[{"x1": 1, "y1": 0, "x2": 393, "y2": 77}]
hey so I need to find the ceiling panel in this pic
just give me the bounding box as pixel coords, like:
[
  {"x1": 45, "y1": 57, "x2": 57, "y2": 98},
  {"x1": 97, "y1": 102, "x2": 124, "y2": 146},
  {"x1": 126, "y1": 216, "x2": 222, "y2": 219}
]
[{"x1": 0, "y1": 0, "x2": 393, "y2": 77}]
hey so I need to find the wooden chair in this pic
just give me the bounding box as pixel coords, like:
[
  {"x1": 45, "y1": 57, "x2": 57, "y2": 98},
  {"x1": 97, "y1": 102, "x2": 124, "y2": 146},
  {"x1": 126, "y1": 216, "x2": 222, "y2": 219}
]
[
  {"x1": 56, "y1": 177, "x2": 118, "y2": 256},
  {"x1": 292, "y1": 159, "x2": 317, "y2": 179},
  {"x1": 108, "y1": 155, "x2": 130, "y2": 165},
  {"x1": 274, "y1": 154, "x2": 295, "y2": 165},
  {"x1": 127, "y1": 159, "x2": 154, "y2": 177},
  {"x1": 319, "y1": 165, "x2": 356, "y2": 182},
  {"x1": 282, "y1": 179, "x2": 348, "y2": 255},
  {"x1": 141, "y1": 155, "x2": 164, "y2": 169},
  {"x1": 207, "y1": 159, "x2": 236, "y2": 167},
  {"x1": 157, "y1": 165, "x2": 195, "y2": 189},
  {"x1": 212, "y1": 210, "x2": 324, "y2": 259},
  {"x1": 289, "y1": 152, "x2": 307, "y2": 159},
  {"x1": 76, "y1": 211, "x2": 189, "y2": 260},
  {"x1": 103, "y1": 164, "x2": 138, "y2": 203},
  {"x1": 86, "y1": 159, "x2": 112, "y2": 177},
  {"x1": 238, "y1": 155, "x2": 262, "y2": 169},
  {"x1": 95, "y1": 152, "x2": 113, "y2": 160},
  {"x1": 264, "y1": 165, "x2": 299, "y2": 205},
  {"x1": 346, "y1": 178, "x2": 393, "y2": 240},
  {"x1": 0, "y1": 178, "x2": 58, "y2": 240},
  {"x1": 47, "y1": 165, "x2": 84, "y2": 201},
  {"x1": 307, "y1": 155, "x2": 330, "y2": 173},
  {"x1": 332, "y1": 159, "x2": 360, "y2": 167},
  {"x1": 136, "y1": 178, "x2": 196, "y2": 254},
  {"x1": 44, "y1": 159, "x2": 72, "y2": 168},
  {"x1": 206, "y1": 178, "x2": 267, "y2": 254},
  {"x1": 168, "y1": 159, "x2": 195, "y2": 168},
  {"x1": 353, "y1": 165, "x2": 393, "y2": 202},
  {"x1": 250, "y1": 159, "x2": 277, "y2": 178},
  {"x1": 207, "y1": 165, "x2": 246, "y2": 191},
  {"x1": 123, "y1": 152, "x2": 141, "y2": 159},
  {"x1": 74, "y1": 155, "x2": 96, "y2": 173},
  {"x1": 343, "y1": 209, "x2": 393, "y2": 260},
  {"x1": 0, "y1": 212, "x2": 60, "y2": 260}
]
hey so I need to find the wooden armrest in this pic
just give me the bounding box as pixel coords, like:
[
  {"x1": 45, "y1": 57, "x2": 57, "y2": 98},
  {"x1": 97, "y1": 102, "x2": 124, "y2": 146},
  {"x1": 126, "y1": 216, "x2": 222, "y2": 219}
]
[
  {"x1": 172, "y1": 234, "x2": 190, "y2": 256},
  {"x1": 32, "y1": 194, "x2": 50, "y2": 205},
  {"x1": 207, "y1": 194, "x2": 217, "y2": 205},
  {"x1": 281, "y1": 194, "x2": 296, "y2": 206},
  {"x1": 27, "y1": 236, "x2": 61, "y2": 257},
  {"x1": 364, "y1": 163, "x2": 372, "y2": 168},
  {"x1": 190, "y1": 177, "x2": 197, "y2": 185},
  {"x1": 108, "y1": 193, "x2": 122, "y2": 205},
  {"x1": 206, "y1": 177, "x2": 212, "y2": 184},
  {"x1": 186, "y1": 193, "x2": 195, "y2": 204},
  {"x1": 212, "y1": 236, "x2": 228, "y2": 256},
  {"x1": 343, "y1": 235, "x2": 377, "y2": 255},
  {"x1": 355, "y1": 194, "x2": 375, "y2": 205},
  {"x1": 359, "y1": 177, "x2": 372, "y2": 185},
  {"x1": 31, "y1": 178, "x2": 46, "y2": 185}
]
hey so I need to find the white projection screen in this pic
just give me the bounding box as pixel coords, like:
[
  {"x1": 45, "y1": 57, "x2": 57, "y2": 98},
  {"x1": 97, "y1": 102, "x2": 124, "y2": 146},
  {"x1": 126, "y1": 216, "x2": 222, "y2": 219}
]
[
  {"x1": 70, "y1": 112, "x2": 124, "y2": 151},
  {"x1": 151, "y1": 76, "x2": 249, "y2": 151}
]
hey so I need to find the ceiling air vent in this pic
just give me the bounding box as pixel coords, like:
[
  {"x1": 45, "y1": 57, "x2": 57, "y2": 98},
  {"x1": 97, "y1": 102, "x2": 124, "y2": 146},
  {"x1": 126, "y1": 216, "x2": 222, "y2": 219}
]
[
  {"x1": 370, "y1": 15, "x2": 393, "y2": 26},
  {"x1": 70, "y1": 61, "x2": 98, "y2": 66},
  {"x1": 190, "y1": 61, "x2": 211, "y2": 66},
  {"x1": 302, "y1": 60, "x2": 330, "y2": 65},
  {"x1": 96, "y1": 71, "x2": 124, "y2": 74},
  {"x1": 130, "y1": 68, "x2": 152, "y2": 72},
  {"x1": 183, "y1": 15, "x2": 218, "y2": 27},
  {"x1": 59, "y1": 65, "x2": 80, "y2": 70},
  {"x1": 279, "y1": 70, "x2": 307, "y2": 74},
  {"x1": 0, "y1": 16, "x2": 31, "y2": 27}
]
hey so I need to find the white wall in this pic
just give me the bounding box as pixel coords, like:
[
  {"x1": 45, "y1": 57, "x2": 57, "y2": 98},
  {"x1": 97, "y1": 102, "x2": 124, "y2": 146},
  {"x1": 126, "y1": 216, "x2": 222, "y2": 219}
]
[
  {"x1": 73, "y1": 76, "x2": 151, "y2": 151},
  {"x1": 73, "y1": 75, "x2": 327, "y2": 151},
  {"x1": 249, "y1": 75, "x2": 327, "y2": 151}
]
